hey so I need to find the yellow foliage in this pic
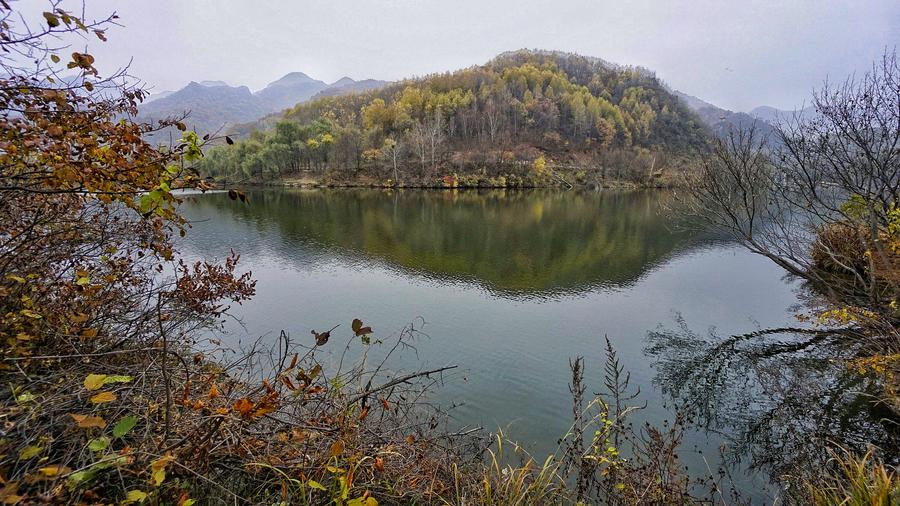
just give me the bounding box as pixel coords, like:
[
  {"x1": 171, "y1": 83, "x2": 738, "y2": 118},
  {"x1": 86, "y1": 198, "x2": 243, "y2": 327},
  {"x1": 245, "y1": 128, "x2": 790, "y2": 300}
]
[
  {"x1": 532, "y1": 156, "x2": 548, "y2": 177},
  {"x1": 816, "y1": 307, "x2": 877, "y2": 326},
  {"x1": 90, "y1": 391, "x2": 116, "y2": 404},
  {"x1": 38, "y1": 465, "x2": 71, "y2": 477},
  {"x1": 18, "y1": 445, "x2": 43, "y2": 460},
  {"x1": 851, "y1": 354, "x2": 900, "y2": 376},
  {"x1": 362, "y1": 148, "x2": 381, "y2": 162},
  {"x1": 150, "y1": 455, "x2": 174, "y2": 487},
  {"x1": 124, "y1": 489, "x2": 148, "y2": 504},
  {"x1": 84, "y1": 374, "x2": 107, "y2": 391}
]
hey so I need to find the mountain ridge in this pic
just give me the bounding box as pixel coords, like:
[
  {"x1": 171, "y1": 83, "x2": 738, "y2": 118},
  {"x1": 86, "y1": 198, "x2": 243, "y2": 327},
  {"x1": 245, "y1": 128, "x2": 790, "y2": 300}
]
[
  {"x1": 140, "y1": 51, "x2": 806, "y2": 146},
  {"x1": 138, "y1": 72, "x2": 391, "y2": 140}
]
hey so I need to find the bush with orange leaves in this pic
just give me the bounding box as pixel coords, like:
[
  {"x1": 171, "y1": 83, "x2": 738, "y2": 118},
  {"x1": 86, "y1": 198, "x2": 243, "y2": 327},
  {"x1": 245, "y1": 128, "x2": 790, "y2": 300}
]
[{"x1": 0, "y1": 4, "x2": 479, "y2": 504}]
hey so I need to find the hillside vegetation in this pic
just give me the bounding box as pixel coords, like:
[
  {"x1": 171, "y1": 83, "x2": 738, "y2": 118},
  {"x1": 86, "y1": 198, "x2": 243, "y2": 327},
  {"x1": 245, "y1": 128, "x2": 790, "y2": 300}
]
[{"x1": 198, "y1": 50, "x2": 710, "y2": 187}]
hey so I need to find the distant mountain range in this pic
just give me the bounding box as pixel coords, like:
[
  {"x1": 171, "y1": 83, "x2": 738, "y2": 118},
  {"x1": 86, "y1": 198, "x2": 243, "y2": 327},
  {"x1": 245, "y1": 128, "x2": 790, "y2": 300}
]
[
  {"x1": 747, "y1": 104, "x2": 817, "y2": 124},
  {"x1": 138, "y1": 73, "x2": 389, "y2": 139},
  {"x1": 673, "y1": 91, "x2": 816, "y2": 141}
]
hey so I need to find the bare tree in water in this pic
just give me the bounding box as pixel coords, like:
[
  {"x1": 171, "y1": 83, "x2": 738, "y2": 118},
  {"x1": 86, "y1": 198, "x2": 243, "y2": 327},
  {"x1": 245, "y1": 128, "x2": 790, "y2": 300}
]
[
  {"x1": 684, "y1": 49, "x2": 900, "y2": 310},
  {"x1": 669, "y1": 49, "x2": 900, "y2": 488}
]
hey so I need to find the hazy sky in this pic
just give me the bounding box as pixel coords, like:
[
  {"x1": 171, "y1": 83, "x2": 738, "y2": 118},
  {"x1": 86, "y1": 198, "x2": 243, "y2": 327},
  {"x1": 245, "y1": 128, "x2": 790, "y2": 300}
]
[{"x1": 20, "y1": 0, "x2": 900, "y2": 111}]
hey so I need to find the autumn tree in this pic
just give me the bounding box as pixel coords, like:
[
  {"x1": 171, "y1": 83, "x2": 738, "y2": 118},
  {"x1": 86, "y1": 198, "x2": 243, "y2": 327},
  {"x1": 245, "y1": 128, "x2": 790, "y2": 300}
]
[{"x1": 0, "y1": 2, "x2": 255, "y2": 502}]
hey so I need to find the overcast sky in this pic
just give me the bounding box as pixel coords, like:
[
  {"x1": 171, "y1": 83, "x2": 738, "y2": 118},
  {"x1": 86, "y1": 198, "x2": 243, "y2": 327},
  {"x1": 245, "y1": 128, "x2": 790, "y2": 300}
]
[{"x1": 20, "y1": 0, "x2": 900, "y2": 112}]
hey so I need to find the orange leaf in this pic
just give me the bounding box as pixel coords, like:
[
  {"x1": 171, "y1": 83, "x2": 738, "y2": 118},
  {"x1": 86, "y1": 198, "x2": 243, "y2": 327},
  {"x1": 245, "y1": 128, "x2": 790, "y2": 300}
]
[
  {"x1": 150, "y1": 454, "x2": 174, "y2": 486},
  {"x1": 70, "y1": 413, "x2": 106, "y2": 429},
  {"x1": 374, "y1": 457, "x2": 384, "y2": 472},
  {"x1": 329, "y1": 440, "x2": 344, "y2": 457},
  {"x1": 250, "y1": 392, "x2": 279, "y2": 419},
  {"x1": 0, "y1": 482, "x2": 22, "y2": 504},
  {"x1": 232, "y1": 398, "x2": 253, "y2": 416},
  {"x1": 281, "y1": 376, "x2": 297, "y2": 391},
  {"x1": 208, "y1": 383, "x2": 220, "y2": 399},
  {"x1": 70, "y1": 312, "x2": 89, "y2": 323},
  {"x1": 181, "y1": 380, "x2": 192, "y2": 403},
  {"x1": 177, "y1": 491, "x2": 193, "y2": 506},
  {"x1": 359, "y1": 406, "x2": 370, "y2": 421}
]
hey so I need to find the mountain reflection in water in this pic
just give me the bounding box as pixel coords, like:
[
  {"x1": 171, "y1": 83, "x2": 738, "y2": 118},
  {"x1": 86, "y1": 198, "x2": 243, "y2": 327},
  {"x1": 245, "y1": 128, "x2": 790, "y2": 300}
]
[{"x1": 179, "y1": 188, "x2": 804, "y2": 500}]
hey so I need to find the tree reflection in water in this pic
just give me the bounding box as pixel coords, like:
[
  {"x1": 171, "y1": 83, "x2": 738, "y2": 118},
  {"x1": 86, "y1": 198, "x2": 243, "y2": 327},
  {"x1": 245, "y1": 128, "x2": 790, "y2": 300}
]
[{"x1": 646, "y1": 315, "x2": 900, "y2": 483}]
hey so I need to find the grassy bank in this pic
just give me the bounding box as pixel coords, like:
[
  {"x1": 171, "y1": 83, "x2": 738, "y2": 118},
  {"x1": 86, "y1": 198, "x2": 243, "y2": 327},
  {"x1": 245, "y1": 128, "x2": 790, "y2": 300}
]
[
  {"x1": 6, "y1": 316, "x2": 896, "y2": 505},
  {"x1": 0, "y1": 322, "x2": 722, "y2": 504}
]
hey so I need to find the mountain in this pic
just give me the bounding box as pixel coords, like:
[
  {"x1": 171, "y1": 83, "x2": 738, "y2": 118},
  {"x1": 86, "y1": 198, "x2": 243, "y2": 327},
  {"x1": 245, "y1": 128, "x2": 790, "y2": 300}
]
[
  {"x1": 311, "y1": 77, "x2": 391, "y2": 99},
  {"x1": 145, "y1": 90, "x2": 175, "y2": 103},
  {"x1": 278, "y1": 48, "x2": 708, "y2": 155},
  {"x1": 674, "y1": 91, "x2": 777, "y2": 140},
  {"x1": 671, "y1": 91, "x2": 821, "y2": 143},
  {"x1": 254, "y1": 72, "x2": 328, "y2": 112},
  {"x1": 672, "y1": 91, "x2": 717, "y2": 112},
  {"x1": 137, "y1": 72, "x2": 390, "y2": 141},
  {"x1": 330, "y1": 77, "x2": 356, "y2": 87},
  {"x1": 749, "y1": 105, "x2": 817, "y2": 124},
  {"x1": 197, "y1": 80, "x2": 229, "y2": 88},
  {"x1": 199, "y1": 49, "x2": 711, "y2": 184},
  {"x1": 139, "y1": 81, "x2": 269, "y2": 138}
]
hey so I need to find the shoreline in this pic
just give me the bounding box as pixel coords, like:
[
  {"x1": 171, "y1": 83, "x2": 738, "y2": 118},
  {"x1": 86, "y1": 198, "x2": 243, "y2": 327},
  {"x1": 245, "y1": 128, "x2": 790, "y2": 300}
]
[{"x1": 214, "y1": 178, "x2": 678, "y2": 191}]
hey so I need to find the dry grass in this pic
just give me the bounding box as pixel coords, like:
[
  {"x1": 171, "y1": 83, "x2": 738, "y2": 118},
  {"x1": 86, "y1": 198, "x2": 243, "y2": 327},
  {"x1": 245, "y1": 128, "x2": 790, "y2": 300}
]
[
  {"x1": 796, "y1": 448, "x2": 899, "y2": 506},
  {"x1": 0, "y1": 320, "x2": 481, "y2": 505}
]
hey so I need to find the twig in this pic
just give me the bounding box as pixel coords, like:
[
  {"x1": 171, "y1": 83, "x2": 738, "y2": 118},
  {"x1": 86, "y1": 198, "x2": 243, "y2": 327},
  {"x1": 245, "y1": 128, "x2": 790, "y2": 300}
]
[
  {"x1": 346, "y1": 365, "x2": 457, "y2": 405},
  {"x1": 156, "y1": 295, "x2": 173, "y2": 442}
]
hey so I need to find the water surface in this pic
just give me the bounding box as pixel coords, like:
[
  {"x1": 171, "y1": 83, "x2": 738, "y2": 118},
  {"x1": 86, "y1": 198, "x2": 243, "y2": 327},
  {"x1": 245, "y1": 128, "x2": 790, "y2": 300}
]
[{"x1": 179, "y1": 188, "x2": 801, "y2": 498}]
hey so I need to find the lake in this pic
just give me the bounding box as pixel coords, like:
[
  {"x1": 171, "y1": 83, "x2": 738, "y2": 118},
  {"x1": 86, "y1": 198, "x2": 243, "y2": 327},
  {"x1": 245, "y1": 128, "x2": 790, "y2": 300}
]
[{"x1": 178, "y1": 188, "x2": 803, "y2": 499}]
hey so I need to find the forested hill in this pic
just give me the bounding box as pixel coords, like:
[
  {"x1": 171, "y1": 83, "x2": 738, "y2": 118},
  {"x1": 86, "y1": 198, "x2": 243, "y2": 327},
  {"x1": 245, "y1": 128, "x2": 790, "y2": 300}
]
[{"x1": 198, "y1": 50, "x2": 711, "y2": 186}]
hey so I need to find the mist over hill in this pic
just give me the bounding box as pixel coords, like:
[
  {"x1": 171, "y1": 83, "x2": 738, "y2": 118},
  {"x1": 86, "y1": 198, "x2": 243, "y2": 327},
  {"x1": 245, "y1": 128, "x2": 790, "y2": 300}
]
[{"x1": 748, "y1": 104, "x2": 817, "y2": 123}]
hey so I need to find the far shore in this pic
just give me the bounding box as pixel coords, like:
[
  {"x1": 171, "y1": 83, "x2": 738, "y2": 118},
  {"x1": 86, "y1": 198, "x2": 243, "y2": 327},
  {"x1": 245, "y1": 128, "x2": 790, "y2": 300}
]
[{"x1": 211, "y1": 174, "x2": 679, "y2": 191}]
